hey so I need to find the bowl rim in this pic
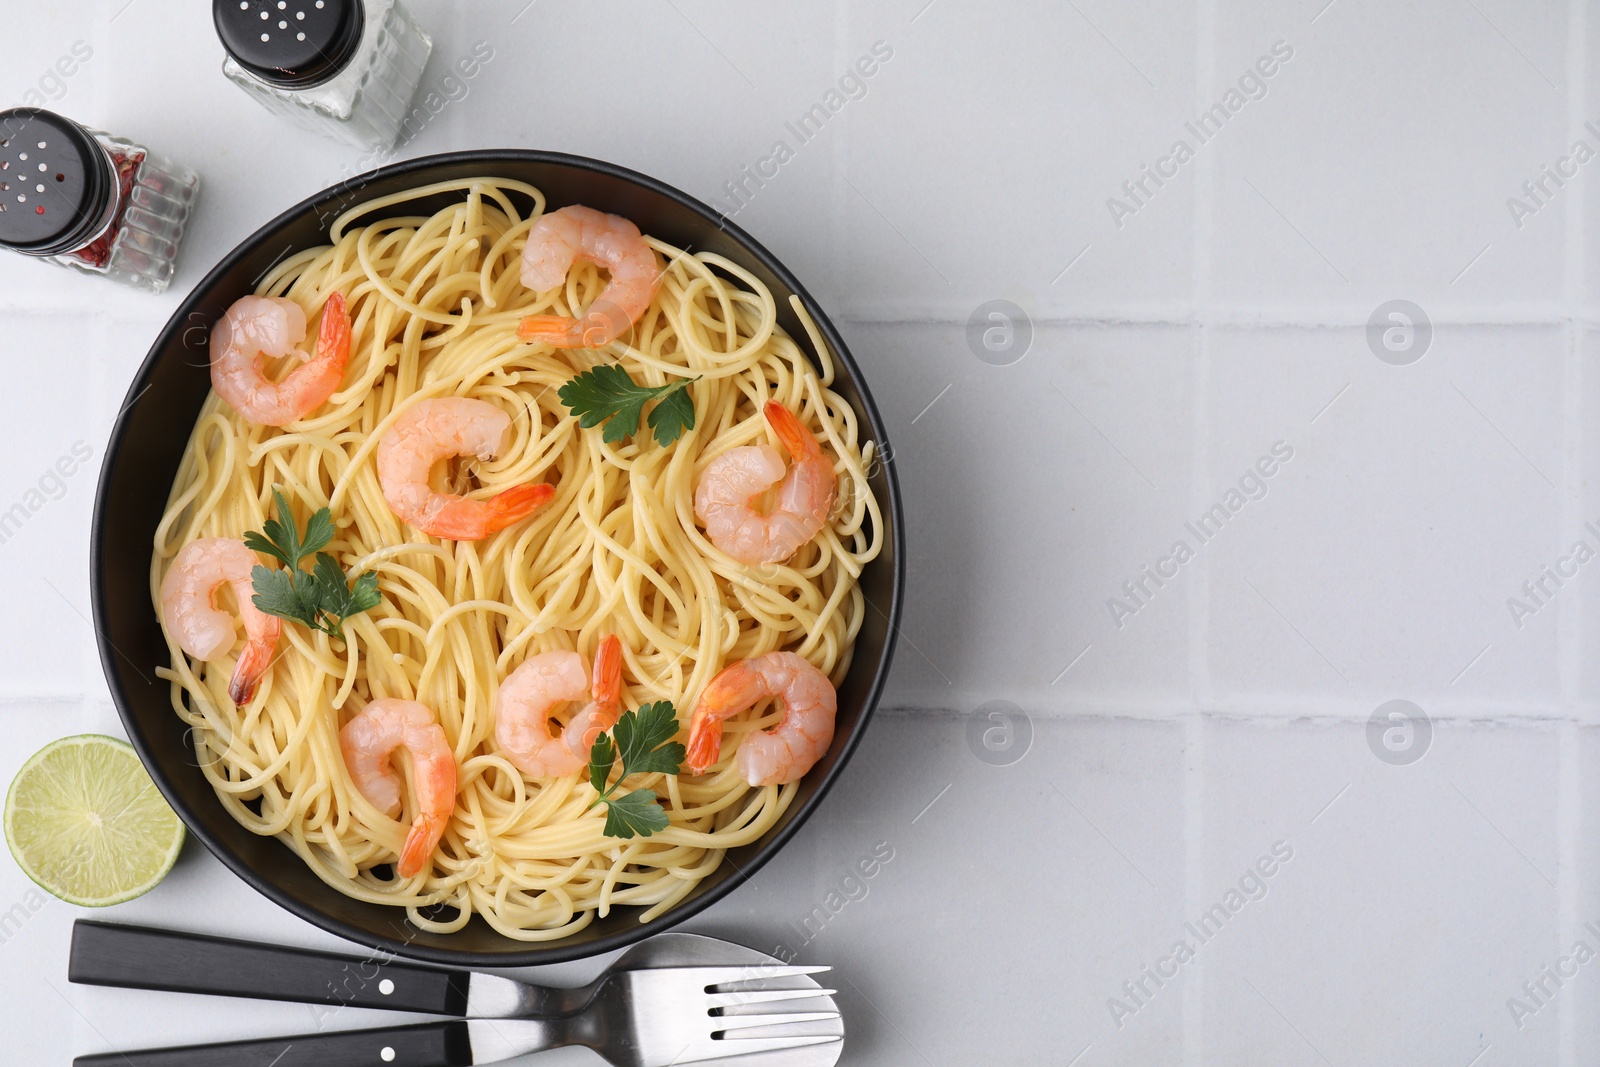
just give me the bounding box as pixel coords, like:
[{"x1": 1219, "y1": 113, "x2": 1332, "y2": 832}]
[{"x1": 89, "y1": 148, "x2": 905, "y2": 966}]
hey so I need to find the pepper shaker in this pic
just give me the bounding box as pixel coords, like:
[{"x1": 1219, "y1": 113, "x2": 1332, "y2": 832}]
[
  {"x1": 214, "y1": 0, "x2": 432, "y2": 150},
  {"x1": 0, "y1": 108, "x2": 200, "y2": 293}
]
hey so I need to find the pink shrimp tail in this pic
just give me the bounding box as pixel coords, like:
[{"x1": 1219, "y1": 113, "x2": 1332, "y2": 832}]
[
  {"x1": 318, "y1": 291, "x2": 351, "y2": 368},
  {"x1": 517, "y1": 304, "x2": 633, "y2": 349},
  {"x1": 590, "y1": 635, "x2": 623, "y2": 709},
  {"x1": 685, "y1": 720, "x2": 724, "y2": 775},
  {"x1": 681, "y1": 662, "x2": 768, "y2": 771},
  {"x1": 517, "y1": 314, "x2": 579, "y2": 347},
  {"x1": 485, "y1": 482, "x2": 556, "y2": 534},
  {"x1": 399, "y1": 813, "x2": 446, "y2": 879},
  {"x1": 763, "y1": 401, "x2": 822, "y2": 462},
  {"x1": 516, "y1": 314, "x2": 613, "y2": 349},
  {"x1": 569, "y1": 636, "x2": 625, "y2": 754},
  {"x1": 685, "y1": 663, "x2": 763, "y2": 774},
  {"x1": 423, "y1": 481, "x2": 552, "y2": 540},
  {"x1": 560, "y1": 637, "x2": 626, "y2": 760},
  {"x1": 226, "y1": 628, "x2": 280, "y2": 705}
]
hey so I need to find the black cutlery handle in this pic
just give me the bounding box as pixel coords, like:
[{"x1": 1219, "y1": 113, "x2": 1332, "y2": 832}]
[
  {"x1": 69, "y1": 920, "x2": 470, "y2": 1016},
  {"x1": 73, "y1": 1021, "x2": 473, "y2": 1067}
]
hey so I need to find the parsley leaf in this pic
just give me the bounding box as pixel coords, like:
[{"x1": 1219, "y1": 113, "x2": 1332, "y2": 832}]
[
  {"x1": 302, "y1": 508, "x2": 336, "y2": 559},
  {"x1": 249, "y1": 564, "x2": 317, "y2": 628},
  {"x1": 603, "y1": 789, "x2": 670, "y2": 839},
  {"x1": 244, "y1": 488, "x2": 332, "y2": 567},
  {"x1": 348, "y1": 570, "x2": 382, "y2": 614},
  {"x1": 308, "y1": 552, "x2": 382, "y2": 641},
  {"x1": 644, "y1": 385, "x2": 696, "y2": 447},
  {"x1": 614, "y1": 701, "x2": 687, "y2": 777},
  {"x1": 558, "y1": 365, "x2": 700, "y2": 447},
  {"x1": 585, "y1": 700, "x2": 685, "y2": 839},
  {"x1": 589, "y1": 732, "x2": 616, "y2": 795},
  {"x1": 246, "y1": 490, "x2": 382, "y2": 643}
]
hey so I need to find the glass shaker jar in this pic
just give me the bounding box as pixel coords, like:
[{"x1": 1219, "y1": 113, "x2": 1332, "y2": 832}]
[
  {"x1": 214, "y1": 0, "x2": 432, "y2": 150},
  {"x1": 0, "y1": 108, "x2": 201, "y2": 293}
]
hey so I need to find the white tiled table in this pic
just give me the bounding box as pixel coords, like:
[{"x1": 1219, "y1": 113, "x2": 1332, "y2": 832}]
[{"x1": 3, "y1": 1, "x2": 1599, "y2": 1063}]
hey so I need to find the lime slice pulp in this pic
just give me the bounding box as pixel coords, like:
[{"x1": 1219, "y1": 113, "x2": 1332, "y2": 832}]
[{"x1": 4, "y1": 734, "x2": 185, "y2": 907}]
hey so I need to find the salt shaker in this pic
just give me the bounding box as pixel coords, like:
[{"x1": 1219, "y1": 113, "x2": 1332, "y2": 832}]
[
  {"x1": 0, "y1": 108, "x2": 200, "y2": 293},
  {"x1": 214, "y1": 0, "x2": 432, "y2": 150}
]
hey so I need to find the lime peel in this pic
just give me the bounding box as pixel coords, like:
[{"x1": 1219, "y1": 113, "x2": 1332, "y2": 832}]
[{"x1": 4, "y1": 734, "x2": 184, "y2": 907}]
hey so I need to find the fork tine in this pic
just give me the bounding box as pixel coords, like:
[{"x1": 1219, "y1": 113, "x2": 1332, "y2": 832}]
[
  {"x1": 707, "y1": 987, "x2": 838, "y2": 1008},
  {"x1": 685, "y1": 964, "x2": 833, "y2": 988},
  {"x1": 713, "y1": 1010, "x2": 841, "y2": 1033},
  {"x1": 707, "y1": 1034, "x2": 843, "y2": 1056}
]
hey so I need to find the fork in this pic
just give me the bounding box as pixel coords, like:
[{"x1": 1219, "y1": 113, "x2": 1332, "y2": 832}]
[{"x1": 70, "y1": 922, "x2": 841, "y2": 1067}]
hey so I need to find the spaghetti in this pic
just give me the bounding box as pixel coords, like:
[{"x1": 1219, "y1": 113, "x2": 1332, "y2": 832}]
[{"x1": 150, "y1": 178, "x2": 882, "y2": 939}]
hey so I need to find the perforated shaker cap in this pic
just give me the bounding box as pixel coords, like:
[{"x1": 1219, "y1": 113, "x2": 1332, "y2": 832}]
[
  {"x1": 214, "y1": 0, "x2": 364, "y2": 89},
  {"x1": 0, "y1": 108, "x2": 114, "y2": 256}
]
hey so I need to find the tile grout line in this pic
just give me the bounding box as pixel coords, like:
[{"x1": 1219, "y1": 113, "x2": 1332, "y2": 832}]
[
  {"x1": 1557, "y1": 333, "x2": 1581, "y2": 710},
  {"x1": 831, "y1": 0, "x2": 849, "y2": 333},
  {"x1": 1189, "y1": 320, "x2": 1213, "y2": 712},
  {"x1": 827, "y1": 309, "x2": 1600, "y2": 326},
  {"x1": 1183, "y1": 699, "x2": 1207, "y2": 1067},
  {"x1": 1184, "y1": 0, "x2": 1215, "y2": 1060},
  {"x1": 1187, "y1": 0, "x2": 1216, "y2": 715},
  {"x1": 1559, "y1": 722, "x2": 1579, "y2": 1067},
  {"x1": 1564, "y1": 0, "x2": 1586, "y2": 317},
  {"x1": 1558, "y1": 317, "x2": 1583, "y2": 1051},
  {"x1": 872, "y1": 698, "x2": 1590, "y2": 722},
  {"x1": 1558, "y1": 3, "x2": 1586, "y2": 1065}
]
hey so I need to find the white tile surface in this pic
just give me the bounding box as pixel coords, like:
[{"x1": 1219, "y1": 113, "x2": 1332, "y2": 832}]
[
  {"x1": 0, "y1": 314, "x2": 107, "y2": 697},
  {"x1": 1211, "y1": 0, "x2": 1571, "y2": 311},
  {"x1": 1199, "y1": 717, "x2": 1562, "y2": 1065},
  {"x1": 4, "y1": 0, "x2": 1600, "y2": 1063},
  {"x1": 852, "y1": 319, "x2": 1199, "y2": 711},
  {"x1": 1204, "y1": 323, "x2": 1569, "y2": 713}
]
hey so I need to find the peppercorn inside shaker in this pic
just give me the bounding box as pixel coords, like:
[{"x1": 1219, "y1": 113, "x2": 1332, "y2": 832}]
[
  {"x1": 215, "y1": 0, "x2": 432, "y2": 150},
  {"x1": 0, "y1": 108, "x2": 201, "y2": 294}
]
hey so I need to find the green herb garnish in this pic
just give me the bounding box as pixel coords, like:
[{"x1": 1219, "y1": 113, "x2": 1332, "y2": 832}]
[
  {"x1": 247, "y1": 489, "x2": 381, "y2": 642},
  {"x1": 558, "y1": 365, "x2": 699, "y2": 447},
  {"x1": 586, "y1": 701, "x2": 686, "y2": 838}
]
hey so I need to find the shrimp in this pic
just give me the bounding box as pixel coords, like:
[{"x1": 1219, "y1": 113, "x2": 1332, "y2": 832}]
[
  {"x1": 339, "y1": 699, "x2": 458, "y2": 879},
  {"x1": 561, "y1": 635, "x2": 625, "y2": 757},
  {"x1": 210, "y1": 291, "x2": 351, "y2": 426},
  {"x1": 684, "y1": 652, "x2": 836, "y2": 786},
  {"x1": 694, "y1": 402, "x2": 838, "y2": 564},
  {"x1": 159, "y1": 537, "x2": 282, "y2": 705},
  {"x1": 515, "y1": 205, "x2": 660, "y2": 349},
  {"x1": 495, "y1": 636, "x2": 624, "y2": 778},
  {"x1": 376, "y1": 397, "x2": 555, "y2": 540}
]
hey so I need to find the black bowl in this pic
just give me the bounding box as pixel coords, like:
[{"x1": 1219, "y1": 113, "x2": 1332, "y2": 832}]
[{"x1": 91, "y1": 151, "x2": 903, "y2": 966}]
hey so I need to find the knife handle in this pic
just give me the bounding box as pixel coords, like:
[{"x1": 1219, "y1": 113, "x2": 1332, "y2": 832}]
[
  {"x1": 69, "y1": 920, "x2": 470, "y2": 1017},
  {"x1": 73, "y1": 1021, "x2": 473, "y2": 1067}
]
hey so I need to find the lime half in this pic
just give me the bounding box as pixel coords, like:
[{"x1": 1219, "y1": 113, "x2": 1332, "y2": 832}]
[{"x1": 4, "y1": 735, "x2": 185, "y2": 906}]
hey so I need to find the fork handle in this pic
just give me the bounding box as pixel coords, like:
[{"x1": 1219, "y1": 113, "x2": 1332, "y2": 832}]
[
  {"x1": 73, "y1": 1021, "x2": 473, "y2": 1067},
  {"x1": 69, "y1": 920, "x2": 470, "y2": 1016}
]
